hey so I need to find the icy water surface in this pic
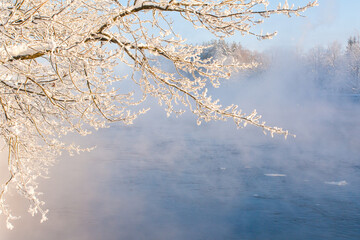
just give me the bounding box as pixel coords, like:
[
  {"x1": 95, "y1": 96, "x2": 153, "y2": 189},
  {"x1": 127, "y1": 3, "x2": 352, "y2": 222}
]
[{"x1": 1, "y1": 94, "x2": 360, "y2": 239}]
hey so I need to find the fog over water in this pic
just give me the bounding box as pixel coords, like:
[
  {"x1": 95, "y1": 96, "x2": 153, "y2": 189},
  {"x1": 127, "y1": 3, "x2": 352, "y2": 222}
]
[{"x1": 1, "y1": 49, "x2": 360, "y2": 239}]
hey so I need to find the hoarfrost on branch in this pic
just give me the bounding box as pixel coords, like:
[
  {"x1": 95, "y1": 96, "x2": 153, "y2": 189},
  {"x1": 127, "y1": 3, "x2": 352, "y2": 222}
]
[{"x1": 0, "y1": 0, "x2": 317, "y2": 228}]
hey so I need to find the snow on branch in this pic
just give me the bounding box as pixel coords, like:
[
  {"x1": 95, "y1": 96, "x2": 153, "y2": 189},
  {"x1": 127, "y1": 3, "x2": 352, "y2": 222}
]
[{"x1": 0, "y1": 0, "x2": 315, "y2": 229}]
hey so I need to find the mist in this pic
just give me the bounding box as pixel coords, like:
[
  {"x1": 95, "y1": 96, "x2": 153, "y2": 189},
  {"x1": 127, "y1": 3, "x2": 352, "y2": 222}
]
[{"x1": 1, "y1": 46, "x2": 360, "y2": 239}]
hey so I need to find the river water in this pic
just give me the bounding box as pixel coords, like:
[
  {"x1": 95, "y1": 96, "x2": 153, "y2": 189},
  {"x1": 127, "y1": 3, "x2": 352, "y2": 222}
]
[{"x1": 1, "y1": 90, "x2": 360, "y2": 239}]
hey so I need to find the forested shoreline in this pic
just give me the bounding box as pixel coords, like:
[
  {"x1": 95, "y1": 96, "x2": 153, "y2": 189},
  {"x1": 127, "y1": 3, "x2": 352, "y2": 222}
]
[{"x1": 202, "y1": 35, "x2": 360, "y2": 94}]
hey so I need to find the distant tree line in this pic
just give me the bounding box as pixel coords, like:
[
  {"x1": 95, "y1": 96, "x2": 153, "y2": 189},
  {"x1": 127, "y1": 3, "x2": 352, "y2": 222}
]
[
  {"x1": 201, "y1": 40, "x2": 262, "y2": 63},
  {"x1": 200, "y1": 40, "x2": 265, "y2": 77},
  {"x1": 202, "y1": 35, "x2": 360, "y2": 94},
  {"x1": 306, "y1": 35, "x2": 360, "y2": 94}
]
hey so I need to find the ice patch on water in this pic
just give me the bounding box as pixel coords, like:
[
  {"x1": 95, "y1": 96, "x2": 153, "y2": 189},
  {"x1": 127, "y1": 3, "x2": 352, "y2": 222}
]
[
  {"x1": 264, "y1": 173, "x2": 286, "y2": 177},
  {"x1": 325, "y1": 180, "x2": 348, "y2": 186}
]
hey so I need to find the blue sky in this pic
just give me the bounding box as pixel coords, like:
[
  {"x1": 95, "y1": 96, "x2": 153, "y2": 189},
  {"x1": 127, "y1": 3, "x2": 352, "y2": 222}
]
[{"x1": 179, "y1": 0, "x2": 360, "y2": 51}]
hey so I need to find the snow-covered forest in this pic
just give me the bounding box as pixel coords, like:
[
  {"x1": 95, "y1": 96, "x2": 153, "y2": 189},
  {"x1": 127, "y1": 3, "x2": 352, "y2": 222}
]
[
  {"x1": 306, "y1": 35, "x2": 360, "y2": 93},
  {"x1": 202, "y1": 35, "x2": 360, "y2": 94}
]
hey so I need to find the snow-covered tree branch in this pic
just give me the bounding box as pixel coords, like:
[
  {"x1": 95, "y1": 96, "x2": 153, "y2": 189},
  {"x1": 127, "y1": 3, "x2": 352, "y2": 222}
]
[{"x1": 0, "y1": 0, "x2": 317, "y2": 229}]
